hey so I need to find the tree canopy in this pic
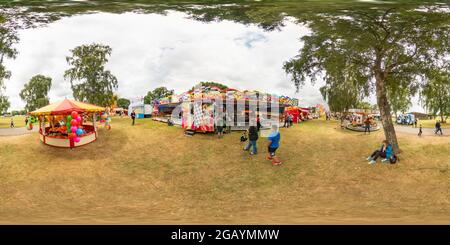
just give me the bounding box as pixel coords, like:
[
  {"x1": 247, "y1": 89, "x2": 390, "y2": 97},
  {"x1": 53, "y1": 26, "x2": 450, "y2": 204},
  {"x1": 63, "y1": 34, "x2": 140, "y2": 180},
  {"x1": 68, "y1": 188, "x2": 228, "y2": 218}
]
[
  {"x1": 144, "y1": 87, "x2": 174, "y2": 104},
  {"x1": 117, "y1": 98, "x2": 131, "y2": 109},
  {"x1": 0, "y1": 11, "x2": 19, "y2": 114},
  {"x1": 64, "y1": 43, "x2": 118, "y2": 107},
  {"x1": 19, "y1": 75, "x2": 52, "y2": 112},
  {"x1": 421, "y1": 70, "x2": 450, "y2": 122},
  {"x1": 283, "y1": 7, "x2": 450, "y2": 153}
]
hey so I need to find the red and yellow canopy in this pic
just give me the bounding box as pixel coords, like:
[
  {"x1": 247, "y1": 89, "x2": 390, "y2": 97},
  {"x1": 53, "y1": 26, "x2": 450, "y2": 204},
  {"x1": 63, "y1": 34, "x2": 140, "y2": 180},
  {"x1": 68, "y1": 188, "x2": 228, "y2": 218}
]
[{"x1": 29, "y1": 99, "x2": 105, "y2": 116}]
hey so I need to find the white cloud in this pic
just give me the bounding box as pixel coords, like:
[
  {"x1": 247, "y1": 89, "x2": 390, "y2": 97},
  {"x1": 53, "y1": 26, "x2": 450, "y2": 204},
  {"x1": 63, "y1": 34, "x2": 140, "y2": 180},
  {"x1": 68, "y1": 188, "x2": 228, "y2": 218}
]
[{"x1": 4, "y1": 11, "x2": 325, "y2": 110}]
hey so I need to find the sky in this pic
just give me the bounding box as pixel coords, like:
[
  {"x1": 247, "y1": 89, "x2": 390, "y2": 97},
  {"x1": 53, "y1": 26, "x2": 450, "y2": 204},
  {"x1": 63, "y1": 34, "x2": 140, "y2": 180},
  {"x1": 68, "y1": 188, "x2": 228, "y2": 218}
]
[{"x1": 3, "y1": 11, "x2": 424, "y2": 112}]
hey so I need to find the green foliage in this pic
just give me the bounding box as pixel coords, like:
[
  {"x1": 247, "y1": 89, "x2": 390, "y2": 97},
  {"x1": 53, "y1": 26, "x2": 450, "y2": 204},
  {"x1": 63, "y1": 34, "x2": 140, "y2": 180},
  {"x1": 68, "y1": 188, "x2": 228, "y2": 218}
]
[
  {"x1": 19, "y1": 74, "x2": 52, "y2": 112},
  {"x1": 189, "y1": 81, "x2": 229, "y2": 92},
  {"x1": 388, "y1": 85, "x2": 411, "y2": 116},
  {"x1": 144, "y1": 87, "x2": 174, "y2": 104},
  {"x1": 0, "y1": 94, "x2": 9, "y2": 113},
  {"x1": 421, "y1": 71, "x2": 450, "y2": 122},
  {"x1": 283, "y1": 7, "x2": 450, "y2": 152},
  {"x1": 117, "y1": 97, "x2": 131, "y2": 109},
  {"x1": 64, "y1": 43, "x2": 118, "y2": 107},
  {"x1": 356, "y1": 101, "x2": 372, "y2": 110},
  {"x1": 0, "y1": 11, "x2": 19, "y2": 115},
  {"x1": 319, "y1": 81, "x2": 360, "y2": 113}
]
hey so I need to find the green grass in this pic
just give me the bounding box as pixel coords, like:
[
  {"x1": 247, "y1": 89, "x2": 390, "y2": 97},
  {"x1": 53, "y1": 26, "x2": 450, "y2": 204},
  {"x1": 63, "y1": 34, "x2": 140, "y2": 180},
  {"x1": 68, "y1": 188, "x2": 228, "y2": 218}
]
[
  {"x1": 0, "y1": 117, "x2": 449, "y2": 224},
  {"x1": 418, "y1": 119, "x2": 450, "y2": 129},
  {"x1": 0, "y1": 116, "x2": 26, "y2": 128}
]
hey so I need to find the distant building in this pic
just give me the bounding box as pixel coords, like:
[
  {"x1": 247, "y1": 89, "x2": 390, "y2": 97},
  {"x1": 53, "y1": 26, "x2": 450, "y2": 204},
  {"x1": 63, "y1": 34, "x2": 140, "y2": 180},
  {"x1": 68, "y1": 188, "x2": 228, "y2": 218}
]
[{"x1": 408, "y1": 112, "x2": 430, "y2": 120}]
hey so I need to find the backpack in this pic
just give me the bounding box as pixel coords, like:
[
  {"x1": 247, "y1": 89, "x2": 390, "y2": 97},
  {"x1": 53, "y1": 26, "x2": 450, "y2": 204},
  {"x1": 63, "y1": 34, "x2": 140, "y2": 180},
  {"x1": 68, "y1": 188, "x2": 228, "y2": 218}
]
[
  {"x1": 389, "y1": 154, "x2": 399, "y2": 164},
  {"x1": 240, "y1": 133, "x2": 248, "y2": 142}
]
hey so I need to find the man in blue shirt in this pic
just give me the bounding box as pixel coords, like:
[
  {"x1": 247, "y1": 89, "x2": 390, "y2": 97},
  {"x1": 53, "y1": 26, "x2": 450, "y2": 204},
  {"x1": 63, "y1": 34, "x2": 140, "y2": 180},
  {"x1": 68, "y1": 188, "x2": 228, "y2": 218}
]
[{"x1": 266, "y1": 125, "x2": 282, "y2": 165}]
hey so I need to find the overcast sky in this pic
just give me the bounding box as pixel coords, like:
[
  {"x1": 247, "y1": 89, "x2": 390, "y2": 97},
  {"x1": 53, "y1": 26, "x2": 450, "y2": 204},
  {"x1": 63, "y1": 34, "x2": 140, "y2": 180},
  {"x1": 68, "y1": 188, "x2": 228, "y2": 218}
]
[{"x1": 4, "y1": 11, "x2": 424, "y2": 112}]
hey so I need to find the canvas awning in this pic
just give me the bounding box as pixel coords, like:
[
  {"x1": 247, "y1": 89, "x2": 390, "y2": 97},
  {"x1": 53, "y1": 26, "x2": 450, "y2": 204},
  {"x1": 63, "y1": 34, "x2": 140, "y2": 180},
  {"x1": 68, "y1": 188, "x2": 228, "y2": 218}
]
[{"x1": 29, "y1": 98, "x2": 105, "y2": 116}]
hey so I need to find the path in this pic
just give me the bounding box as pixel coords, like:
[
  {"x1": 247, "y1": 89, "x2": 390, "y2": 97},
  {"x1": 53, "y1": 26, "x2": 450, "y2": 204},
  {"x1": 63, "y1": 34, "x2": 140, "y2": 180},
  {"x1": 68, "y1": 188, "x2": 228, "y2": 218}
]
[
  {"x1": 394, "y1": 125, "x2": 447, "y2": 136},
  {"x1": 0, "y1": 127, "x2": 38, "y2": 136}
]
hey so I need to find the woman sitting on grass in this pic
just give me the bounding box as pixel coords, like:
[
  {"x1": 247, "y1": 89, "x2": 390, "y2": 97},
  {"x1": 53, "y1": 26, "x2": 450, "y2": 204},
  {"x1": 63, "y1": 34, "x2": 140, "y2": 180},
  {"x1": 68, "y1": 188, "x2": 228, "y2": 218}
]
[{"x1": 367, "y1": 140, "x2": 392, "y2": 165}]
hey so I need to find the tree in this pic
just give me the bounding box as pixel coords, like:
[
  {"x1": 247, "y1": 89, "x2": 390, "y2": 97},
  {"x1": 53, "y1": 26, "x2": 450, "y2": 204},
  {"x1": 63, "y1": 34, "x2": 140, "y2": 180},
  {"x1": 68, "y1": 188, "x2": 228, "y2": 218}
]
[
  {"x1": 388, "y1": 85, "x2": 412, "y2": 118},
  {"x1": 117, "y1": 98, "x2": 131, "y2": 109},
  {"x1": 283, "y1": 7, "x2": 449, "y2": 153},
  {"x1": 144, "y1": 87, "x2": 174, "y2": 104},
  {"x1": 421, "y1": 71, "x2": 450, "y2": 123},
  {"x1": 319, "y1": 78, "x2": 362, "y2": 112},
  {"x1": 0, "y1": 94, "x2": 9, "y2": 114},
  {"x1": 189, "y1": 81, "x2": 229, "y2": 92},
  {"x1": 356, "y1": 101, "x2": 372, "y2": 110},
  {"x1": 0, "y1": 12, "x2": 19, "y2": 115},
  {"x1": 371, "y1": 104, "x2": 379, "y2": 111},
  {"x1": 19, "y1": 75, "x2": 52, "y2": 112},
  {"x1": 64, "y1": 43, "x2": 118, "y2": 107}
]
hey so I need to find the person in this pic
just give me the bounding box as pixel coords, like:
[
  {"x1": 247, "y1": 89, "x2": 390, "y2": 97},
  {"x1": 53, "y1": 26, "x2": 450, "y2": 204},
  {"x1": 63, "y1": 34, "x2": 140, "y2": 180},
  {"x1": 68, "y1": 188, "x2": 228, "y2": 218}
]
[
  {"x1": 131, "y1": 110, "x2": 136, "y2": 126},
  {"x1": 367, "y1": 140, "x2": 393, "y2": 164},
  {"x1": 244, "y1": 122, "x2": 258, "y2": 155},
  {"x1": 414, "y1": 118, "x2": 418, "y2": 128},
  {"x1": 10, "y1": 117, "x2": 14, "y2": 128},
  {"x1": 364, "y1": 117, "x2": 371, "y2": 134},
  {"x1": 284, "y1": 113, "x2": 290, "y2": 128},
  {"x1": 266, "y1": 124, "x2": 282, "y2": 166},
  {"x1": 435, "y1": 121, "x2": 443, "y2": 135},
  {"x1": 25, "y1": 117, "x2": 28, "y2": 126},
  {"x1": 289, "y1": 114, "x2": 294, "y2": 127},
  {"x1": 256, "y1": 114, "x2": 262, "y2": 132},
  {"x1": 226, "y1": 111, "x2": 232, "y2": 133},
  {"x1": 418, "y1": 124, "x2": 423, "y2": 137},
  {"x1": 215, "y1": 114, "x2": 224, "y2": 138}
]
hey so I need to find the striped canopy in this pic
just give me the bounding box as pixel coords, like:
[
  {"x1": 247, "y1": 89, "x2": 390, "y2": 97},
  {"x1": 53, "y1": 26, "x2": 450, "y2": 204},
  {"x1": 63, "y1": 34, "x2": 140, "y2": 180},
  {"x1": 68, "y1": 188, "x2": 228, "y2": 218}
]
[{"x1": 29, "y1": 98, "x2": 105, "y2": 116}]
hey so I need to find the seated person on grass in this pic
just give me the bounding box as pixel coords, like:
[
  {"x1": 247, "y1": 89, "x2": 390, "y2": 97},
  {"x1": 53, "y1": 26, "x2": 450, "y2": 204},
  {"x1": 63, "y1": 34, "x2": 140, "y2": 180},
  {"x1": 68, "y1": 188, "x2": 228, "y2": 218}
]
[{"x1": 367, "y1": 140, "x2": 392, "y2": 165}]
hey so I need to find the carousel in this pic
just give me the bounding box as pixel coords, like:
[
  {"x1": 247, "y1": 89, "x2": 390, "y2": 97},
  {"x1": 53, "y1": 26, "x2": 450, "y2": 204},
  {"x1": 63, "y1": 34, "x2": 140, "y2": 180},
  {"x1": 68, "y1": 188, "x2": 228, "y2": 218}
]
[
  {"x1": 345, "y1": 111, "x2": 381, "y2": 132},
  {"x1": 29, "y1": 99, "x2": 105, "y2": 148}
]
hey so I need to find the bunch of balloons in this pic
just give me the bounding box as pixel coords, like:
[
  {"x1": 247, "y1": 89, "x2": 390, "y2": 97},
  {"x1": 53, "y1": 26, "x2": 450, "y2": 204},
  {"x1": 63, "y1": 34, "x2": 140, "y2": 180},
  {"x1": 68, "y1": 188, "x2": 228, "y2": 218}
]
[
  {"x1": 27, "y1": 116, "x2": 38, "y2": 130},
  {"x1": 67, "y1": 111, "x2": 83, "y2": 143}
]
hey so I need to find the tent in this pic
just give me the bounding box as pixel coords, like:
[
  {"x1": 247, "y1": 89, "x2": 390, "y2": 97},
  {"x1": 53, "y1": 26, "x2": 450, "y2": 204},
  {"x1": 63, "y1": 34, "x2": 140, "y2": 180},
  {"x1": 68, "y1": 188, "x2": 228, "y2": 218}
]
[
  {"x1": 29, "y1": 99, "x2": 105, "y2": 148},
  {"x1": 284, "y1": 107, "x2": 301, "y2": 123}
]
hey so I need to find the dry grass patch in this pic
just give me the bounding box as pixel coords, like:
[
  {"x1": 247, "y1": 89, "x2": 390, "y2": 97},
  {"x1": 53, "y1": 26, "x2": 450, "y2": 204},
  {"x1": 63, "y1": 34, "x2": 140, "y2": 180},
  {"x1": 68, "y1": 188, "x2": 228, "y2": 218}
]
[{"x1": 0, "y1": 117, "x2": 449, "y2": 224}]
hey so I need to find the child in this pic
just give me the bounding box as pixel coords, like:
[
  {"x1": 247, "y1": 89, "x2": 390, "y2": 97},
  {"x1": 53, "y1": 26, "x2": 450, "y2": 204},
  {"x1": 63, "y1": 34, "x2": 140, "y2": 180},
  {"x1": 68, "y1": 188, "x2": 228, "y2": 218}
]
[
  {"x1": 418, "y1": 124, "x2": 422, "y2": 137},
  {"x1": 266, "y1": 125, "x2": 282, "y2": 166},
  {"x1": 10, "y1": 117, "x2": 14, "y2": 128},
  {"x1": 244, "y1": 123, "x2": 258, "y2": 155}
]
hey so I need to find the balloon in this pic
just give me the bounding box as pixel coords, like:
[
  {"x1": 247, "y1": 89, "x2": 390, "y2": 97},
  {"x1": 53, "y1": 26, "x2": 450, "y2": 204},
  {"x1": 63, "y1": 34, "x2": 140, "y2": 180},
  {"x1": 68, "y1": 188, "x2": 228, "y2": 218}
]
[
  {"x1": 70, "y1": 119, "x2": 78, "y2": 126},
  {"x1": 76, "y1": 116, "x2": 82, "y2": 123},
  {"x1": 67, "y1": 115, "x2": 72, "y2": 122},
  {"x1": 76, "y1": 128, "x2": 83, "y2": 136},
  {"x1": 68, "y1": 133, "x2": 75, "y2": 139},
  {"x1": 71, "y1": 111, "x2": 78, "y2": 119},
  {"x1": 71, "y1": 126, "x2": 78, "y2": 132},
  {"x1": 74, "y1": 137, "x2": 81, "y2": 143}
]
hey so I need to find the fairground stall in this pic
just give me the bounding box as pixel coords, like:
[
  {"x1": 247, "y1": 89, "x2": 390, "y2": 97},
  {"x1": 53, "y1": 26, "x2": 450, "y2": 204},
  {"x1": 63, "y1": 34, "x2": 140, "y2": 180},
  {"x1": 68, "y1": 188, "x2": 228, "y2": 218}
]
[
  {"x1": 152, "y1": 84, "x2": 299, "y2": 133},
  {"x1": 284, "y1": 106, "x2": 301, "y2": 123},
  {"x1": 29, "y1": 99, "x2": 105, "y2": 148}
]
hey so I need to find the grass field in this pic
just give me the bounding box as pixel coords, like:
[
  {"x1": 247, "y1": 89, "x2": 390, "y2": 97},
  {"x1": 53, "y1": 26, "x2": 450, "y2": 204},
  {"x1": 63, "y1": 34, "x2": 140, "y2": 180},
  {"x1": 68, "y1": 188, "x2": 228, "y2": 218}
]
[
  {"x1": 418, "y1": 119, "x2": 450, "y2": 129},
  {"x1": 0, "y1": 117, "x2": 449, "y2": 224},
  {"x1": 0, "y1": 116, "x2": 26, "y2": 128}
]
